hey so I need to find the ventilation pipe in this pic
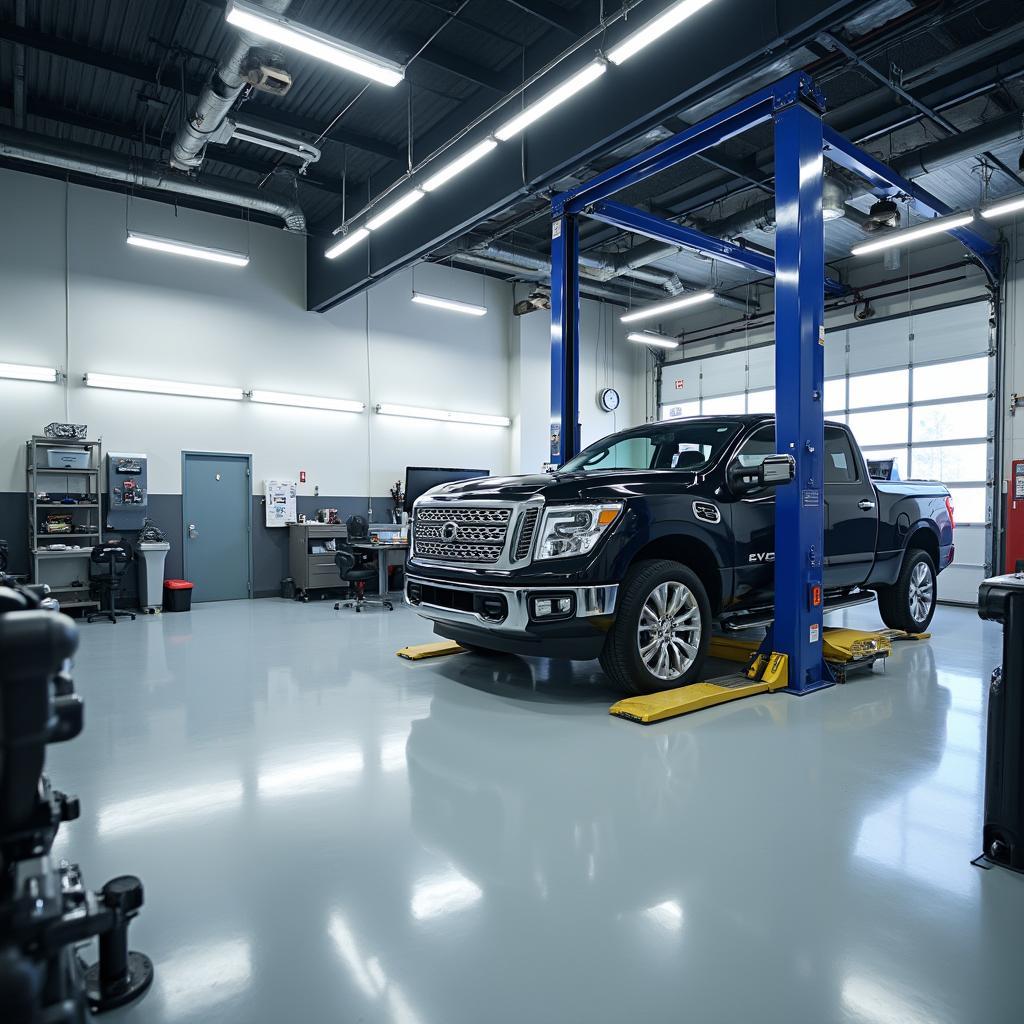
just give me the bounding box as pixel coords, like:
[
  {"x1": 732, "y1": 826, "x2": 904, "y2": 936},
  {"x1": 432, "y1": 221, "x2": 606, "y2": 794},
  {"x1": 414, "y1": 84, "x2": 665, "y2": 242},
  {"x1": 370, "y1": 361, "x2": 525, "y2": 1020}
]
[
  {"x1": 0, "y1": 126, "x2": 306, "y2": 231},
  {"x1": 171, "y1": 0, "x2": 292, "y2": 171}
]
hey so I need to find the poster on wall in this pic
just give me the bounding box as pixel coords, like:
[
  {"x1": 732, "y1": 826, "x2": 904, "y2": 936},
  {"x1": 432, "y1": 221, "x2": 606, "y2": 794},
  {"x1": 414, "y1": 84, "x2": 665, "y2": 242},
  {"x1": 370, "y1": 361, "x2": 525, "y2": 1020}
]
[{"x1": 265, "y1": 479, "x2": 297, "y2": 527}]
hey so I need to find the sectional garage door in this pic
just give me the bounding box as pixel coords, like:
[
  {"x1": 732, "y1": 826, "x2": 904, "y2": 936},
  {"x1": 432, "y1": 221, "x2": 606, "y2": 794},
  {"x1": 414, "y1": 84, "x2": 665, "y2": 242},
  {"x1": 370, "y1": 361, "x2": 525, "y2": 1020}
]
[{"x1": 660, "y1": 300, "x2": 994, "y2": 605}]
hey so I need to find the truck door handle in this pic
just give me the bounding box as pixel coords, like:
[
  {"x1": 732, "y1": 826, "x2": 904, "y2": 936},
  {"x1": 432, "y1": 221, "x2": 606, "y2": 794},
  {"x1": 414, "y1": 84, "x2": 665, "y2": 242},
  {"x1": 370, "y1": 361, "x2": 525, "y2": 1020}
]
[
  {"x1": 858, "y1": 500, "x2": 876, "y2": 512},
  {"x1": 188, "y1": 523, "x2": 199, "y2": 539}
]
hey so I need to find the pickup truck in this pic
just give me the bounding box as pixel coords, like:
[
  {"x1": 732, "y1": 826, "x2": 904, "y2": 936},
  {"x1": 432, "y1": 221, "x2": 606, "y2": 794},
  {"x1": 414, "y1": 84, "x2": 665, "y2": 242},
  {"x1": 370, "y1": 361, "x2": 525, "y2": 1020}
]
[{"x1": 405, "y1": 416, "x2": 955, "y2": 693}]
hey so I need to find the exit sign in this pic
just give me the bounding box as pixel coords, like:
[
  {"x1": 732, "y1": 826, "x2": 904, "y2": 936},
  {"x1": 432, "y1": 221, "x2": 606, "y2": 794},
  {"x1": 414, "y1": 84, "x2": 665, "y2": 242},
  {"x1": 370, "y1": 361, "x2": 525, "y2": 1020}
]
[{"x1": 674, "y1": 379, "x2": 685, "y2": 390}]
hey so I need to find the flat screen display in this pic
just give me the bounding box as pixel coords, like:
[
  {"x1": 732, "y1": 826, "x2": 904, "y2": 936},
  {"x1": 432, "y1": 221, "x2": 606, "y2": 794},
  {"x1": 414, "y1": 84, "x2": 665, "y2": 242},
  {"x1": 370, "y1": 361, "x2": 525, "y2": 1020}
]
[{"x1": 404, "y1": 467, "x2": 489, "y2": 512}]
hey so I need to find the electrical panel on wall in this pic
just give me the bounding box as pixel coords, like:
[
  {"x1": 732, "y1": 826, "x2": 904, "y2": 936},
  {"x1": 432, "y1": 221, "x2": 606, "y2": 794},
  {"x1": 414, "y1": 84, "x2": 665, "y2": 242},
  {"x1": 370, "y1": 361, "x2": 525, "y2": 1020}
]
[{"x1": 106, "y1": 452, "x2": 148, "y2": 530}]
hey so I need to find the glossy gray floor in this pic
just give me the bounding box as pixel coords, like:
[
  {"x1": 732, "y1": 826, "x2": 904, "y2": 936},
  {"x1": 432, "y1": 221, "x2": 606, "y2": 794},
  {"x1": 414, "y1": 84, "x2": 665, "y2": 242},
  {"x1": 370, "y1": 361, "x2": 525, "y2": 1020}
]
[{"x1": 52, "y1": 598, "x2": 1023, "y2": 1024}]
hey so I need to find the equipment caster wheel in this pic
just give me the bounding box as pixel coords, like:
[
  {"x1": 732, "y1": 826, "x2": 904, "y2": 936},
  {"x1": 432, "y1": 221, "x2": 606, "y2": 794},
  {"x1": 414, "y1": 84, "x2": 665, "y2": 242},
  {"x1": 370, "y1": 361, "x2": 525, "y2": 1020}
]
[
  {"x1": 384, "y1": 602, "x2": 394, "y2": 611},
  {"x1": 85, "y1": 951, "x2": 154, "y2": 1012}
]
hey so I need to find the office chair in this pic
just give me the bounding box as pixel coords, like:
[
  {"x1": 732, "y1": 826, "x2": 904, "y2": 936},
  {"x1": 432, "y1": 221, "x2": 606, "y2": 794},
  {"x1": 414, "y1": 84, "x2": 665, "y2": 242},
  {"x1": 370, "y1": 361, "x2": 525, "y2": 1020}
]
[
  {"x1": 88, "y1": 541, "x2": 136, "y2": 624},
  {"x1": 334, "y1": 515, "x2": 393, "y2": 612}
]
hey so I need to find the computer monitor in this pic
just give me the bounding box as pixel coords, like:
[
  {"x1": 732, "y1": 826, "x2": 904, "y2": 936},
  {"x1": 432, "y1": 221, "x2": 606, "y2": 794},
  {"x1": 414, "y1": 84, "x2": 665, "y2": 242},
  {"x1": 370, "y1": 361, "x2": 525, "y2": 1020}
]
[{"x1": 404, "y1": 467, "x2": 489, "y2": 512}]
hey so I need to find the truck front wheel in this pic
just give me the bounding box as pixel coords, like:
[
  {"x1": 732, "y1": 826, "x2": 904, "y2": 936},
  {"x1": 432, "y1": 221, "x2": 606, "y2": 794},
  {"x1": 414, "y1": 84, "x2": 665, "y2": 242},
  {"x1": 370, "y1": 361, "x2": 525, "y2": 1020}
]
[
  {"x1": 599, "y1": 559, "x2": 711, "y2": 694},
  {"x1": 875, "y1": 548, "x2": 937, "y2": 633}
]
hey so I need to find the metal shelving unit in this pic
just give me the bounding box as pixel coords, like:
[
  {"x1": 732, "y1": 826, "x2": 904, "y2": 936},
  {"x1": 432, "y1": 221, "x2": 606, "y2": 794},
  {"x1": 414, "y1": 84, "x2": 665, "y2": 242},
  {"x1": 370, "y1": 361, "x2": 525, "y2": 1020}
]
[{"x1": 27, "y1": 436, "x2": 104, "y2": 615}]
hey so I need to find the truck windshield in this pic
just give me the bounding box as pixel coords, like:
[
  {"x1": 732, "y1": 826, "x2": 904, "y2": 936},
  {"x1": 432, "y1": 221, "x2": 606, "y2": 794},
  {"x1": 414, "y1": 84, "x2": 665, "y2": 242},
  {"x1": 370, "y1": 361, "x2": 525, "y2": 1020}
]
[{"x1": 562, "y1": 420, "x2": 742, "y2": 473}]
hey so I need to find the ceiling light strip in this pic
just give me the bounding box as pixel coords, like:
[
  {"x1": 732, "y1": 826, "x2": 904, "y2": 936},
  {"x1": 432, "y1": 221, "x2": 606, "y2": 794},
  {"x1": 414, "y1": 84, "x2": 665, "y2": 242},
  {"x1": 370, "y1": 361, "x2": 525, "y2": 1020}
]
[
  {"x1": 366, "y1": 189, "x2": 425, "y2": 231},
  {"x1": 225, "y1": 0, "x2": 404, "y2": 87},
  {"x1": 411, "y1": 292, "x2": 487, "y2": 317},
  {"x1": 495, "y1": 60, "x2": 607, "y2": 142},
  {"x1": 980, "y1": 195, "x2": 1024, "y2": 220},
  {"x1": 608, "y1": 0, "x2": 718, "y2": 66},
  {"x1": 627, "y1": 332, "x2": 679, "y2": 349},
  {"x1": 620, "y1": 290, "x2": 715, "y2": 324},
  {"x1": 325, "y1": 227, "x2": 369, "y2": 260},
  {"x1": 850, "y1": 212, "x2": 976, "y2": 256},
  {"x1": 421, "y1": 139, "x2": 499, "y2": 192},
  {"x1": 127, "y1": 232, "x2": 249, "y2": 267},
  {"x1": 0, "y1": 361, "x2": 59, "y2": 383},
  {"x1": 249, "y1": 390, "x2": 365, "y2": 412},
  {"x1": 376, "y1": 403, "x2": 510, "y2": 427}
]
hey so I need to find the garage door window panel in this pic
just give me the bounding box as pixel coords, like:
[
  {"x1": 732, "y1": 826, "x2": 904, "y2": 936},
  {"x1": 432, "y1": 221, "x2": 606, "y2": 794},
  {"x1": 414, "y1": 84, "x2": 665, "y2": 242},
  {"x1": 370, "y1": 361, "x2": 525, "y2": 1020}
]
[
  {"x1": 847, "y1": 408, "x2": 909, "y2": 447},
  {"x1": 911, "y1": 400, "x2": 987, "y2": 444},
  {"x1": 848, "y1": 368, "x2": 909, "y2": 410}
]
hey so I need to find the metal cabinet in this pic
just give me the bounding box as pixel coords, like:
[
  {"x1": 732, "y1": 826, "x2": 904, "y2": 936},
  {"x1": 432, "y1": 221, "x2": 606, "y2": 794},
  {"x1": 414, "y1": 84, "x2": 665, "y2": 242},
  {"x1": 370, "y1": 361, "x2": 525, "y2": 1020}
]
[{"x1": 288, "y1": 523, "x2": 348, "y2": 597}]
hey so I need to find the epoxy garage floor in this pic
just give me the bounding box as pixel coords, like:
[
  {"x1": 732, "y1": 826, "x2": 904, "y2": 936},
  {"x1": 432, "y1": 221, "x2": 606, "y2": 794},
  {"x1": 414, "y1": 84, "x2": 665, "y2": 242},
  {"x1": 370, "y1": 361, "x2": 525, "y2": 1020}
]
[{"x1": 52, "y1": 599, "x2": 1024, "y2": 1024}]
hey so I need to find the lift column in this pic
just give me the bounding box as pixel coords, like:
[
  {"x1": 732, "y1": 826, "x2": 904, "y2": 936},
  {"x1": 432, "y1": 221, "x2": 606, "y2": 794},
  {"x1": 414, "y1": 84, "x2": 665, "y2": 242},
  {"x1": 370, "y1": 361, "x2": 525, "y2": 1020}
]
[
  {"x1": 550, "y1": 213, "x2": 581, "y2": 465},
  {"x1": 771, "y1": 89, "x2": 831, "y2": 694}
]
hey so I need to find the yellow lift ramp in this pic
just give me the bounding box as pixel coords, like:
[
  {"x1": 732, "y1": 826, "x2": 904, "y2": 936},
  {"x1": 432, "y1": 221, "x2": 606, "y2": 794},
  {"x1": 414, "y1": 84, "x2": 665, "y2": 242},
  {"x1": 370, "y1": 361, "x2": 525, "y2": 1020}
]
[{"x1": 611, "y1": 626, "x2": 930, "y2": 724}]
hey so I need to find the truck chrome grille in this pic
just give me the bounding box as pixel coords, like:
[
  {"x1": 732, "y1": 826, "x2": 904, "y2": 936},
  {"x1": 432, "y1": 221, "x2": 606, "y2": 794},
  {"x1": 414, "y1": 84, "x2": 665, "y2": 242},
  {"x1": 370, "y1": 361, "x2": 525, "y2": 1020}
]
[
  {"x1": 413, "y1": 506, "x2": 512, "y2": 564},
  {"x1": 514, "y1": 508, "x2": 540, "y2": 560}
]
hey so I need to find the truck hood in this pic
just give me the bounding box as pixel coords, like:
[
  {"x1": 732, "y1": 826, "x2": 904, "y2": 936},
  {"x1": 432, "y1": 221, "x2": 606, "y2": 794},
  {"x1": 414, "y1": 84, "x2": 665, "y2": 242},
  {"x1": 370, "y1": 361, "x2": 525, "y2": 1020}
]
[{"x1": 419, "y1": 470, "x2": 700, "y2": 504}]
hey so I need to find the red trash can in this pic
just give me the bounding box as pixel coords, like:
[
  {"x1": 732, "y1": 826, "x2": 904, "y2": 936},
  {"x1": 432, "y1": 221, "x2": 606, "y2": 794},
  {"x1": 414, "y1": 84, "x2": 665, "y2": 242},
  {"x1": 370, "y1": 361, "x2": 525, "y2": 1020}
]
[{"x1": 163, "y1": 579, "x2": 194, "y2": 612}]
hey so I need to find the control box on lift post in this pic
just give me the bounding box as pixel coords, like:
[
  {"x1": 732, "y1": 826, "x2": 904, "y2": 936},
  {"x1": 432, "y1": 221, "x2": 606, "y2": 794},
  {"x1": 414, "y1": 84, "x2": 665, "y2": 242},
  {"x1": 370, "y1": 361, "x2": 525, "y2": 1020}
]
[
  {"x1": 1006, "y1": 460, "x2": 1024, "y2": 573},
  {"x1": 977, "y1": 572, "x2": 1024, "y2": 874}
]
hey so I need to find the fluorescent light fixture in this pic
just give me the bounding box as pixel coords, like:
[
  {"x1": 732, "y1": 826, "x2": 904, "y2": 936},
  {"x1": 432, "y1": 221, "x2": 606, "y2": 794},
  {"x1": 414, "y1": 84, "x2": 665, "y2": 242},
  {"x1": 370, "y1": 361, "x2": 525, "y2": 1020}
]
[
  {"x1": 366, "y1": 189, "x2": 425, "y2": 230},
  {"x1": 411, "y1": 292, "x2": 487, "y2": 317},
  {"x1": 851, "y1": 212, "x2": 975, "y2": 255},
  {"x1": 981, "y1": 195, "x2": 1024, "y2": 220},
  {"x1": 225, "y1": 0, "x2": 404, "y2": 87},
  {"x1": 627, "y1": 331, "x2": 679, "y2": 349},
  {"x1": 495, "y1": 60, "x2": 606, "y2": 141},
  {"x1": 250, "y1": 389, "x2": 365, "y2": 412},
  {"x1": 620, "y1": 290, "x2": 715, "y2": 324},
  {"x1": 608, "y1": 0, "x2": 717, "y2": 65},
  {"x1": 376, "y1": 403, "x2": 510, "y2": 427},
  {"x1": 421, "y1": 138, "x2": 498, "y2": 192},
  {"x1": 325, "y1": 226, "x2": 369, "y2": 259},
  {"x1": 85, "y1": 372, "x2": 244, "y2": 401},
  {"x1": 126, "y1": 231, "x2": 249, "y2": 267},
  {"x1": 0, "y1": 361, "x2": 58, "y2": 383}
]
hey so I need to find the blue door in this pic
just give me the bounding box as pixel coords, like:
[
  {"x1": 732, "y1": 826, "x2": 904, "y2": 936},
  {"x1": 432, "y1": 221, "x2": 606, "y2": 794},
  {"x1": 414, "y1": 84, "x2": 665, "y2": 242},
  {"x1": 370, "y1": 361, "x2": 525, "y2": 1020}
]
[{"x1": 182, "y1": 453, "x2": 251, "y2": 602}]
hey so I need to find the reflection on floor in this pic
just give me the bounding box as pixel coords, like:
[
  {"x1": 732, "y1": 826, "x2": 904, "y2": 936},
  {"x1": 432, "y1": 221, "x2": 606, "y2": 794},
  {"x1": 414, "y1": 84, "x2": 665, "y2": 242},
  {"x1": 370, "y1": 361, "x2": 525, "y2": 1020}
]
[{"x1": 51, "y1": 598, "x2": 1023, "y2": 1024}]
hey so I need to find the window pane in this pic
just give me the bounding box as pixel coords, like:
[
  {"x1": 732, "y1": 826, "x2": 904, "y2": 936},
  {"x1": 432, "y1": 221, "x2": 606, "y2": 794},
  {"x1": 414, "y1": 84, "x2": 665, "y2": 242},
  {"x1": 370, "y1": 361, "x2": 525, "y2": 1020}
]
[
  {"x1": 912, "y1": 399, "x2": 987, "y2": 443},
  {"x1": 662, "y1": 401, "x2": 700, "y2": 421},
  {"x1": 736, "y1": 426, "x2": 775, "y2": 467},
  {"x1": 824, "y1": 427, "x2": 857, "y2": 483},
  {"x1": 947, "y1": 486, "x2": 987, "y2": 524},
  {"x1": 746, "y1": 389, "x2": 775, "y2": 414},
  {"x1": 849, "y1": 368, "x2": 909, "y2": 409},
  {"x1": 914, "y1": 356, "x2": 988, "y2": 402},
  {"x1": 912, "y1": 444, "x2": 987, "y2": 483},
  {"x1": 862, "y1": 448, "x2": 909, "y2": 480},
  {"x1": 702, "y1": 393, "x2": 746, "y2": 415},
  {"x1": 824, "y1": 378, "x2": 846, "y2": 412},
  {"x1": 847, "y1": 408, "x2": 909, "y2": 447}
]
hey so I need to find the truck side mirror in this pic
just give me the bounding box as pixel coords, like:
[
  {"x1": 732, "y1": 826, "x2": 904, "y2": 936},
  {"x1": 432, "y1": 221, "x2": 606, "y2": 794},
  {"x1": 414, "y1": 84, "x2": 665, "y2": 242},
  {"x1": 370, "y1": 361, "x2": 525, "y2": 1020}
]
[{"x1": 728, "y1": 453, "x2": 796, "y2": 496}]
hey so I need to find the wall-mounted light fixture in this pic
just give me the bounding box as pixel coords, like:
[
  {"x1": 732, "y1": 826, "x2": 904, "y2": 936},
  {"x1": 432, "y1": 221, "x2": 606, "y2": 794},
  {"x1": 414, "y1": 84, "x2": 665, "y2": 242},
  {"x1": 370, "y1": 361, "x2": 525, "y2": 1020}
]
[
  {"x1": 249, "y1": 390, "x2": 365, "y2": 412},
  {"x1": 411, "y1": 292, "x2": 487, "y2": 317},
  {"x1": 0, "y1": 361, "x2": 59, "y2": 383},
  {"x1": 84, "y1": 373, "x2": 244, "y2": 401},
  {"x1": 376, "y1": 403, "x2": 510, "y2": 427}
]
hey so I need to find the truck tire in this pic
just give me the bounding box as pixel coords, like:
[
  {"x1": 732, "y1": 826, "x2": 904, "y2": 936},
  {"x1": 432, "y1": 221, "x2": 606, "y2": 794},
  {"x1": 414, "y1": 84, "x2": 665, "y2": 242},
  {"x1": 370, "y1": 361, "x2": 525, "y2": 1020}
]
[
  {"x1": 599, "y1": 559, "x2": 711, "y2": 694},
  {"x1": 876, "y1": 548, "x2": 937, "y2": 633}
]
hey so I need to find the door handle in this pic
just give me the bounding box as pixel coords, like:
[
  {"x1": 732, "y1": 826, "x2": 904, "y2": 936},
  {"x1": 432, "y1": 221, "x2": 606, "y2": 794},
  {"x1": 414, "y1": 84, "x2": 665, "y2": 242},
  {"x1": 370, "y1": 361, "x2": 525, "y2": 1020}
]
[
  {"x1": 188, "y1": 523, "x2": 199, "y2": 539},
  {"x1": 858, "y1": 500, "x2": 876, "y2": 512}
]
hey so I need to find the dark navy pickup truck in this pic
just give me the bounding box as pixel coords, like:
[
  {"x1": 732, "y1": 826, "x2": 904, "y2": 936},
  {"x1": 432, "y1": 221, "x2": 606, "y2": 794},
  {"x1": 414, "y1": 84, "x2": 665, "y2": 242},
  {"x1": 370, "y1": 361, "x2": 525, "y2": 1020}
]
[{"x1": 405, "y1": 416, "x2": 955, "y2": 693}]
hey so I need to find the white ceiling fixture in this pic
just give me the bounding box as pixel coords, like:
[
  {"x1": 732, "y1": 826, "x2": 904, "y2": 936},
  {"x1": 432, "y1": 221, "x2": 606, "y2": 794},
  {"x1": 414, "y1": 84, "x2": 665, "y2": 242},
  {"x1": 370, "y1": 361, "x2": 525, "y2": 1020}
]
[
  {"x1": 366, "y1": 189, "x2": 425, "y2": 230},
  {"x1": 981, "y1": 195, "x2": 1024, "y2": 220},
  {"x1": 224, "y1": 0, "x2": 404, "y2": 87},
  {"x1": 627, "y1": 331, "x2": 680, "y2": 349},
  {"x1": 495, "y1": 60, "x2": 607, "y2": 141},
  {"x1": 411, "y1": 292, "x2": 487, "y2": 317},
  {"x1": 620, "y1": 290, "x2": 715, "y2": 324},
  {"x1": 249, "y1": 389, "x2": 365, "y2": 412},
  {"x1": 126, "y1": 231, "x2": 249, "y2": 267},
  {"x1": 324, "y1": 227, "x2": 370, "y2": 260},
  {"x1": 421, "y1": 138, "x2": 499, "y2": 192},
  {"x1": 376, "y1": 403, "x2": 510, "y2": 427},
  {"x1": 851, "y1": 211, "x2": 975, "y2": 255},
  {"x1": 607, "y1": 0, "x2": 718, "y2": 66},
  {"x1": 0, "y1": 361, "x2": 59, "y2": 383},
  {"x1": 84, "y1": 373, "x2": 244, "y2": 401}
]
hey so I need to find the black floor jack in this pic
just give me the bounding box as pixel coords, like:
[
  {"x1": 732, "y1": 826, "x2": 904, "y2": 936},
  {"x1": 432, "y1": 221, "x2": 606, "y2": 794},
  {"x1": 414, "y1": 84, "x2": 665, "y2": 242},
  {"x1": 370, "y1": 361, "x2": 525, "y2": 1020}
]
[{"x1": 0, "y1": 577, "x2": 153, "y2": 1021}]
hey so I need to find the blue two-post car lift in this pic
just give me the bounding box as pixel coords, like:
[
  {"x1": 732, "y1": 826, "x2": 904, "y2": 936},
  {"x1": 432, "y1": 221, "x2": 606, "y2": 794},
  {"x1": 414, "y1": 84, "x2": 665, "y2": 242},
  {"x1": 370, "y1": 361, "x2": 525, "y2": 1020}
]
[{"x1": 548, "y1": 71, "x2": 999, "y2": 698}]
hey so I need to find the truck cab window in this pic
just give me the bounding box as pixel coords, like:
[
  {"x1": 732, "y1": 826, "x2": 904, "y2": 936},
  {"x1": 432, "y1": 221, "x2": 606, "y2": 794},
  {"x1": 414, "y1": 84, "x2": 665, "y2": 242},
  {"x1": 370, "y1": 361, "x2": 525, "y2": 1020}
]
[
  {"x1": 824, "y1": 427, "x2": 858, "y2": 483},
  {"x1": 564, "y1": 420, "x2": 741, "y2": 474},
  {"x1": 735, "y1": 425, "x2": 776, "y2": 467}
]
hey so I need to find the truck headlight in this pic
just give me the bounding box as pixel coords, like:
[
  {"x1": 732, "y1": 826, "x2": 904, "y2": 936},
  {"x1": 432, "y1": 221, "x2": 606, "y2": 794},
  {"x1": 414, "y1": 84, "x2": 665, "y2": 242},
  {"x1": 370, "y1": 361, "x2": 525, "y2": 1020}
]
[{"x1": 536, "y1": 503, "x2": 622, "y2": 560}]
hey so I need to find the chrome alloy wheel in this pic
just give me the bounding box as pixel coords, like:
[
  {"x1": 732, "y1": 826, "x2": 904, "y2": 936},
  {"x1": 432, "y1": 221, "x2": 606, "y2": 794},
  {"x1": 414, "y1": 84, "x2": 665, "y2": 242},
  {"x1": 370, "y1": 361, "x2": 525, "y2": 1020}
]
[
  {"x1": 908, "y1": 561, "x2": 934, "y2": 623},
  {"x1": 637, "y1": 581, "x2": 701, "y2": 681}
]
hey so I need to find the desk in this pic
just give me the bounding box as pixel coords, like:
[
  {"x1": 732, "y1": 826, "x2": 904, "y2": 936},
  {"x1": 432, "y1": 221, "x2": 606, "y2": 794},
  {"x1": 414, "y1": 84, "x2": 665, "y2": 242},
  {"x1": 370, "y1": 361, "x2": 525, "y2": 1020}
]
[{"x1": 354, "y1": 542, "x2": 409, "y2": 596}]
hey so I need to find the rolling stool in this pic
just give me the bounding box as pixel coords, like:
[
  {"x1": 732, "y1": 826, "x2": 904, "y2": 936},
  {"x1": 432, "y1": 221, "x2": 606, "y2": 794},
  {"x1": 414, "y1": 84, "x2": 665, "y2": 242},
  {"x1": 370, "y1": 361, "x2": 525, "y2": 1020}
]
[
  {"x1": 333, "y1": 515, "x2": 393, "y2": 612},
  {"x1": 88, "y1": 541, "x2": 136, "y2": 624}
]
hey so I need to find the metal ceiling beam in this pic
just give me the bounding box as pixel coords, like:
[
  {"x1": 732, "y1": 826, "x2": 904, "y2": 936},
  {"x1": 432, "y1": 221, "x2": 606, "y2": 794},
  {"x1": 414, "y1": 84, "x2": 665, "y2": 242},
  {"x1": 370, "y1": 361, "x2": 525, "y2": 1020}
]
[
  {"x1": 307, "y1": 0, "x2": 881, "y2": 312},
  {"x1": 391, "y1": 30, "x2": 518, "y2": 93},
  {"x1": 501, "y1": 0, "x2": 588, "y2": 37},
  {"x1": 0, "y1": 20, "x2": 402, "y2": 160}
]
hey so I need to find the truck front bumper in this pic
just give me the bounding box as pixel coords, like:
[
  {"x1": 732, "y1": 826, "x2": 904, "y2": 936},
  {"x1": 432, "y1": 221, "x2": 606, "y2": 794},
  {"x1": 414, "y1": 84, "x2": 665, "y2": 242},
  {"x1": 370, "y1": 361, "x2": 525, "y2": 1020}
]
[{"x1": 405, "y1": 574, "x2": 618, "y2": 660}]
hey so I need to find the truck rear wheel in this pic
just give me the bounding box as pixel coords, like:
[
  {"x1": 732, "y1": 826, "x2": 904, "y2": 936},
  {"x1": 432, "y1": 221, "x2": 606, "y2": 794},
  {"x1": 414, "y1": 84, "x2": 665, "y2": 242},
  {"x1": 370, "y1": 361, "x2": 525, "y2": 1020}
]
[
  {"x1": 876, "y1": 548, "x2": 937, "y2": 633},
  {"x1": 599, "y1": 559, "x2": 711, "y2": 694}
]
